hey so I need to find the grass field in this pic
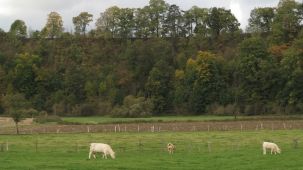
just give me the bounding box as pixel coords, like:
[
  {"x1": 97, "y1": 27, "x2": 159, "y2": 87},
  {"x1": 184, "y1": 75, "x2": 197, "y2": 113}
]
[
  {"x1": 0, "y1": 130, "x2": 302, "y2": 170},
  {"x1": 61, "y1": 115, "x2": 236, "y2": 124},
  {"x1": 61, "y1": 115, "x2": 303, "y2": 125}
]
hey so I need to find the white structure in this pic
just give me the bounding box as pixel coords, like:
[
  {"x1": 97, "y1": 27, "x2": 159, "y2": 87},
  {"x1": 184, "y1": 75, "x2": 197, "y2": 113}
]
[
  {"x1": 89, "y1": 143, "x2": 115, "y2": 159},
  {"x1": 262, "y1": 142, "x2": 281, "y2": 155}
]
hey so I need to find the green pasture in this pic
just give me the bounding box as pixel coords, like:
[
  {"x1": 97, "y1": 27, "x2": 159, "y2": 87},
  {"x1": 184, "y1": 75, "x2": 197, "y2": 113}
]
[
  {"x1": 61, "y1": 115, "x2": 235, "y2": 124},
  {"x1": 61, "y1": 115, "x2": 303, "y2": 124},
  {"x1": 0, "y1": 130, "x2": 302, "y2": 169}
]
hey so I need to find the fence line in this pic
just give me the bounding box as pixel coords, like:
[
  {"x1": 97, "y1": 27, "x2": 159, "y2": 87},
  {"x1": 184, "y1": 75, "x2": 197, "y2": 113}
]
[
  {"x1": 1, "y1": 120, "x2": 303, "y2": 135},
  {"x1": 0, "y1": 138, "x2": 300, "y2": 154}
]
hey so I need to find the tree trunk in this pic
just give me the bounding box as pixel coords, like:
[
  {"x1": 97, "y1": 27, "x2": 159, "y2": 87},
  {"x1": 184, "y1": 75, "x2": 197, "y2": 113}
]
[{"x1": 15, "y1": 122, "x2": 19, "y2": 135}]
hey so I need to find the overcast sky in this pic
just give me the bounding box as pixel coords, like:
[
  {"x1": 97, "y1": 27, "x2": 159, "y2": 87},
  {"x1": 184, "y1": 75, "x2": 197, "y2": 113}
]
[{"x1": 0, "y1": 0, "x2": 284, "y2": 32}]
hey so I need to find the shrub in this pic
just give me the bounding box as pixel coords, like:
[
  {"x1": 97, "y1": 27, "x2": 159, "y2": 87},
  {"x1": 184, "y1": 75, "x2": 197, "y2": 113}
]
[
  {"x1": 296, "y1": 103, "x2": 303, "y2": 114},
  {"x1": 0, "y1": 105, "x2": 4, "y2": 115},
  {"x1": 111, "y1": 106, "x2": 129, "y2": 117},
  {"x1": 111, "y1": 95, "x2": 153, "y2": 117},
  {"x1": 285, "y1": 105, "x2": 298, "y2": 115},
  {"x1": 129, "y1": 103, "x2": 152, "y2": 117},
  {"x1": 206, "y1": 103, "x2": 221, "y2": 115},
  {"x1": 244, "y1": 103, "x2": 266, "y2": 115},
  {"x1": 265, "y1": 102, "x2": 284, "y2": 114},
  {"x1": 207, "y1": 103, "x2": 239, "y2": 115},
  {"x1": 71, "y1": 105, "x2": 81, "y2": 116},
  {"x1": 52, "y1": 102, "x2": 67, "y2": 116},
  {"x1": 224, "y1": 104, "x2": 238, "y2": 115},
  {"x1": 24, "y1": 108, "x2": 39, "y2": 118},
  {"x1": 97, "y1": 101, "x2": 112, "y2": 115},
  {"x1": 80, "y1": 103, "x2": 97, "y2": 116},
  {"x1": 39, "y1": 110, "x2": 48, "y2": 116},
  {"x1": 72, "y1": 103, "x2": 98, "y2": 116}
]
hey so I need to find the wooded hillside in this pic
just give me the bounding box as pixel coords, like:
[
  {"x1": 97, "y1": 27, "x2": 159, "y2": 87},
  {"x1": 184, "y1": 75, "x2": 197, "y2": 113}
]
[{"x1": 0, "y1": 0, "x2": 302, "y2": 117}]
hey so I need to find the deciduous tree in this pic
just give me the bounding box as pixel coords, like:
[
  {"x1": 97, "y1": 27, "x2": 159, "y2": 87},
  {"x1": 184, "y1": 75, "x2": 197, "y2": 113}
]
[
  {"x1": 2, "y1": 93, "x2": 29, "y2": 134},
  {"x1": 247, "y1": 7, "x2": 275, "y2": 33},
  {"x1": 207, "y1": 7, "x2": 240, "y2": 39},
  {"x1": 73, "y1": 12, "x2": 93, "y2": 36},
  {"x1": 9, "y1": 20, "x2": 27, "y2": 37},
  {"x1": 43, "y1": 12, "x2": 64, "y2": 38}
]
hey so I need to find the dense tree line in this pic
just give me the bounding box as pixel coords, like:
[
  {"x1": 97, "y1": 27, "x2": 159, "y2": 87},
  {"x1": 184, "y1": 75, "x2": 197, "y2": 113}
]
[{"x1": 0, "y1": 0, "x2": 302, "y2": 118}]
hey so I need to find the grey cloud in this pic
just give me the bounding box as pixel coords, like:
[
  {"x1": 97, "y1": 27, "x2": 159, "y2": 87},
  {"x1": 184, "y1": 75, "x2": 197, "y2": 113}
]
[{"x1": 5, "y1": 0, "x2": 83, "y2": 11}]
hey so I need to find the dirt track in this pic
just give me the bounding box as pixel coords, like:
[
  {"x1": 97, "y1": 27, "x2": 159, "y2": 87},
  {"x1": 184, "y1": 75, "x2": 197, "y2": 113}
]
[{"x1": 1, "y1": 120, "x2": 303, "y2": 134}]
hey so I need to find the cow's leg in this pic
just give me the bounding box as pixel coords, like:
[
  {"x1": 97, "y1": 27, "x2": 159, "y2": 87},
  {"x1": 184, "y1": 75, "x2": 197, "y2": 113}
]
[
  {"x1": 271, "y1": 149, "x2": 273, "y2": 154},
  {"x1": 89, "y1": 151, "x2": 92, "y2": 159},
  {"x1": 263, "y1": 148, "x2": 266, "y2": 155},
  {"x1": 93, "y1": 153, "x2": 96, "y2": 159}
]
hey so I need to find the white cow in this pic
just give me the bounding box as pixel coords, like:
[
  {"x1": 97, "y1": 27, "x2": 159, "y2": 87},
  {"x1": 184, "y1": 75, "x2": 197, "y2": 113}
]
[
  {"x1": 167, "y1": 143, "x2": 175, "y2": 154},
  {"x1": 262, "y1": 142, "x2": 281, "y2": 155},
  {"x1": 89, "y1": 143, "x2": 115, "y2": 159}
]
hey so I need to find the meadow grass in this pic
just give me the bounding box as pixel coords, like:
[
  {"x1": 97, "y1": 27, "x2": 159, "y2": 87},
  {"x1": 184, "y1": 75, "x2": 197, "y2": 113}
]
[
  {"x1": 61, "y1": 115, "x2": 303, "y2": 125},
  {"x1": 0, "y1": 130, "x2": 302, "y2": 170},
  {"x1": 61, "y1": 115, "x2": 237, "y2": 124}
]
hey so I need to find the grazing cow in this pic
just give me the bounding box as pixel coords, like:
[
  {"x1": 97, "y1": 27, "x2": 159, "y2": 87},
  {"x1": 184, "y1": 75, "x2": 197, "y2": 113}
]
[
  {"x1": 167, "y1": 143, "x2": 175, "y2": 154},
  {"x1": 89, "y1": 143, "x2": 115, "y2": 159},
  {"x1": 262, "y1": 142, "x2": 281, "y2": 155}
]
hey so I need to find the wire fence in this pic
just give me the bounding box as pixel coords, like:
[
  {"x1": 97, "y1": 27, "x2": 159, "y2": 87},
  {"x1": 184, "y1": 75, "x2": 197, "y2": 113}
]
[
  {"x1": 0, "y1": 120, "x2": 303, "y2": 135},
  {"x1": 0, "y1": 138, "x2": 300, "y2": 156}
]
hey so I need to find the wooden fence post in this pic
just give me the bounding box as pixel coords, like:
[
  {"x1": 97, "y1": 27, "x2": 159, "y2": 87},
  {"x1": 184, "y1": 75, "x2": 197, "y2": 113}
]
[{"x1": 151, "y1": 125, "x2": 155, "y2": 132}]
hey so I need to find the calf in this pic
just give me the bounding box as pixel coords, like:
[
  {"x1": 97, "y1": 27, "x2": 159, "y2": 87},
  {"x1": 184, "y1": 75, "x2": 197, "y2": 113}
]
[{"x1": 167, "y1": 143, "x2": 175, "y2": 154}]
